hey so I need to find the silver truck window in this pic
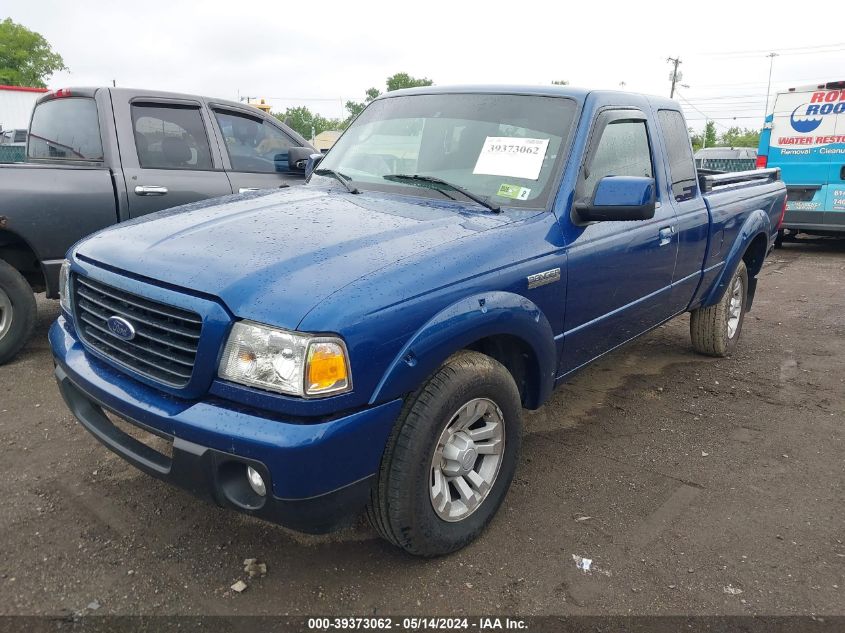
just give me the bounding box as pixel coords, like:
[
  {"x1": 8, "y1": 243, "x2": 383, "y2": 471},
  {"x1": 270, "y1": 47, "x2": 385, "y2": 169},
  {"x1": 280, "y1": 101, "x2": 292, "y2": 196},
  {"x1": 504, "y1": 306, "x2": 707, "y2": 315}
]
[
  {"x1": 583, "y1": 120, "x2": 653, "y2": 196},
  {"x1": 131, "y1": 104, "x2": 213, "y2": 170},
  {"x1": 214, "y1": 110, "x2": 295, "y2": 173},
  {"x1": 28, "y1": 97, "x2": 104, "y2": 161}
]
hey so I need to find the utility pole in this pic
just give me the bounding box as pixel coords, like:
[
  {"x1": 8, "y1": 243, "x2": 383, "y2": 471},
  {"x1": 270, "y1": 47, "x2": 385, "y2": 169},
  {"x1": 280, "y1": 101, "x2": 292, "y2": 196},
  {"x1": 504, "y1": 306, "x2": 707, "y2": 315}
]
[
  {"x1": 667, "y1": 56, "x2": 682, "y2": 98},
  {"x1": 764, "y1": 52, "x2": 779, "y2": 116}
]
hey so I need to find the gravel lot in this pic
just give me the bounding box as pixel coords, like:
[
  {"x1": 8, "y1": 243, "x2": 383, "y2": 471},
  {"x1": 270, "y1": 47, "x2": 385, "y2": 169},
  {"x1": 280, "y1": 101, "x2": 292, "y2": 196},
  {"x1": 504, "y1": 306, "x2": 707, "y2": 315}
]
[{"x1": 0, "y1": 237, "x2": 842, "y2": 617}]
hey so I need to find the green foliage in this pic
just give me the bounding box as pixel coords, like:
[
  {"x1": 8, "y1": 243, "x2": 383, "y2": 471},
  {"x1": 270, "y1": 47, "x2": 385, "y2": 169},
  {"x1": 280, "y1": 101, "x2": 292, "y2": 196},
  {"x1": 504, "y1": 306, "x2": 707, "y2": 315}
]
[
  {"x1": 385, "y1": 72, "x2": 433, "y2": 92},
  {"x1": 690, "y1": 122, "x2": 762, "y2": 153},
  {"x1": 690, "y1": 120, "x2": 718, "y2": 152},
  {"x1": 275, "y1": 105, "x2": 342, "y2": 141},
  {"x1": 342, "y1": 72, "x2": 434, "y2": 128},
  {"x1": 0, "y1": 18, "x2": 66, "y2": 87},
  {"x1": 717, "y1": 126, "x2": 761, "y2": 148}
]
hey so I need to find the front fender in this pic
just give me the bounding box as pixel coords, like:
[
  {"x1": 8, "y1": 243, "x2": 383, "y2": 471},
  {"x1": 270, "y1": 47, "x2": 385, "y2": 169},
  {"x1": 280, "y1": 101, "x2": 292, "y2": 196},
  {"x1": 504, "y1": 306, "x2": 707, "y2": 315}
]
[
  {"x1": 369, "y1": 292, "x2": 557, "y2": 407},
  {"x1": 700, "y1": 209, "x2": 771, "y2": 308}
]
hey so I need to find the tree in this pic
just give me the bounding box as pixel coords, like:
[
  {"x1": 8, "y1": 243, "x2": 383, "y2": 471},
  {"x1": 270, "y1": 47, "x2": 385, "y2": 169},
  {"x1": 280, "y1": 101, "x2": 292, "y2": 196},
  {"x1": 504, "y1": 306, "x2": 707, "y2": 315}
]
[
  {"x1": 386, "y1": 72, "x2": 433, "y2": 92},
  {"x1": 0, "y1": 18, "x2": 66, "y2": 87},
  {"x1": 718, "y1": 126, "x2": 760, "y2": 148},
  {"x1": 691, "y1": 120, "x2": 718, "y2": 152},
  {"x1": 343, "y1": 87, "x2": 382, "y2": 124},
  {"x1": 275, "y1": 106, "x2": 341, "y2": 140},
  {"x1": 342, "y1": 73, "x2": 434, "y2": 127}
]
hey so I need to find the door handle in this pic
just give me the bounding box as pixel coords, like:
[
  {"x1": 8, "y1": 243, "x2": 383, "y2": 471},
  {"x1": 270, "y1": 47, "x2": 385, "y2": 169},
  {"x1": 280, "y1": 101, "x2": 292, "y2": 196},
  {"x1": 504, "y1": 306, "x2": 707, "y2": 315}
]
[
  {"x1": 238, "y1": 187, "x2": 260, "y2": 194},
  {"x1": 134, "y1": 185, "x2": 168, "y2": 196},
  {"x1": 658, "y1": 226, "x2": 674, "y2": 246}
]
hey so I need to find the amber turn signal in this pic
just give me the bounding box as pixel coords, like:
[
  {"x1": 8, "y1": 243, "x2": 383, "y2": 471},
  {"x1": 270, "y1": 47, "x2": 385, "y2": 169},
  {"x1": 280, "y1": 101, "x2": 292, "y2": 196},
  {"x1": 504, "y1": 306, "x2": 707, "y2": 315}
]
[{"x1": 306, "y1": 341, "x2": 350, "y2": 395}]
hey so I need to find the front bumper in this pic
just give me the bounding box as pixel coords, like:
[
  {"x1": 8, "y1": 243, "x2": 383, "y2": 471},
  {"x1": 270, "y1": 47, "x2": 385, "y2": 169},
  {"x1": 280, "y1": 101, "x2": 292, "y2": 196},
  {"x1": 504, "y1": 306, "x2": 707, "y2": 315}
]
[{"x1": 50, "y1": 316, "x2": 402, "y2": 533}]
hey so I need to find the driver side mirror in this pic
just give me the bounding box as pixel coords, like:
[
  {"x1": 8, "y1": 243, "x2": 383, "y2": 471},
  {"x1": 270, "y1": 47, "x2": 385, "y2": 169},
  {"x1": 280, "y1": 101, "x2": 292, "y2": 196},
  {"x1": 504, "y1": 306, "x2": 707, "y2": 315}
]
[
  {"x1": 305, "y1": 153, "x2": 325, "y2": 179},
  {"x1": 286, "y1": 146, "x2": 316, "y2": 172},
  {"x1": 575, "y1": 176, "x2": 656, "y2": 222}
]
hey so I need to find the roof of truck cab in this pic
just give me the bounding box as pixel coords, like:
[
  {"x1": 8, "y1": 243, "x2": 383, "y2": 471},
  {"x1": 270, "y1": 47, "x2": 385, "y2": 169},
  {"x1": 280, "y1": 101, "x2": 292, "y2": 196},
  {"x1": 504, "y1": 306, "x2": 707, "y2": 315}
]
[
  {"x1": 36, "y1": 86, "x2": 249, "y2": 111},
  {"x1": 378, "y1": 84, "x2": 682, "y2": 110}
]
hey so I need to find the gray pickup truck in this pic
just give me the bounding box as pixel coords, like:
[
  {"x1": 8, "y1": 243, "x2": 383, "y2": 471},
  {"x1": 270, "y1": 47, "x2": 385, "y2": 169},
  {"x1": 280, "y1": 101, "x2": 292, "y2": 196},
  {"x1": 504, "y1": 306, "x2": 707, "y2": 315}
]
[{"x1": 0, "y1": 87, "x2": 316, "y2": 364}]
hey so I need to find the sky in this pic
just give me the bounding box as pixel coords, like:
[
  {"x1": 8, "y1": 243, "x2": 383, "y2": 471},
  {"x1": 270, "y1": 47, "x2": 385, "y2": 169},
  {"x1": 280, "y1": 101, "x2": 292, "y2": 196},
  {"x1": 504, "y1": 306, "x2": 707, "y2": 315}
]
[{"x1": 6, "y1": 0, "x2": 845, "y2": 133}]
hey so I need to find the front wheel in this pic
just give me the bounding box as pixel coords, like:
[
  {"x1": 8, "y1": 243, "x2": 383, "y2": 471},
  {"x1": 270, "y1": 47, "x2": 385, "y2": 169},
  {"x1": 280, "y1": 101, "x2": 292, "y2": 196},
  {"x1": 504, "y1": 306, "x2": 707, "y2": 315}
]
[
  {"x1": 690, "y1": 260, "x2": 748, "y2": 358},
  {"x1": 367, "y1": 351, "x2": 522, "y2": 556},
  {"x1": 0, "y1": 259, "x2": 37, "y2": 365}
]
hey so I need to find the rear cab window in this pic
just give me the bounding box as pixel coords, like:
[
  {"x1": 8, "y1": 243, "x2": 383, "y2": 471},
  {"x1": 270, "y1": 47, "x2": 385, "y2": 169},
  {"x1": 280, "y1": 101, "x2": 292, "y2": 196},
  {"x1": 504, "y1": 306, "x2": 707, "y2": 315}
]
[
  {"x1": 130, "y1": 104, "x2": 213, "y2": 170},
  {"x1": 28, "y1": 97, "x2": 104, "y2": 161},
  {"x1": 657, "y1": 109, "x2": 698, "y2": 202}
]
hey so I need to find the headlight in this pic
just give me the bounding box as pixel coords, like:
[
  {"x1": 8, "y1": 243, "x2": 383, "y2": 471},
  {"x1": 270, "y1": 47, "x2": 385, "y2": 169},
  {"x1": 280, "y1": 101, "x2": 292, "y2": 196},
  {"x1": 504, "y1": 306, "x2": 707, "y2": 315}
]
[
  {"x1": 58, "y1": 260, "x2": 71, "y2": 313},
  {"x1": 219, "y1": 321, "x2": 352, "y2": 397}
]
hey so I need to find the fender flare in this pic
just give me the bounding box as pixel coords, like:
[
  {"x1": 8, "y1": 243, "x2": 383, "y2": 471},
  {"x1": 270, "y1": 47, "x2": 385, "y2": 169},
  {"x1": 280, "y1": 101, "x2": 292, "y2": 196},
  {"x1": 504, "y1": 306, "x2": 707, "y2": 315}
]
[
  {"x1": 369, "y1": 292, "x2": 558, "y2": 408},
  {"x1": 701, "y1": 209, "x2": 771, "y2": 308}
]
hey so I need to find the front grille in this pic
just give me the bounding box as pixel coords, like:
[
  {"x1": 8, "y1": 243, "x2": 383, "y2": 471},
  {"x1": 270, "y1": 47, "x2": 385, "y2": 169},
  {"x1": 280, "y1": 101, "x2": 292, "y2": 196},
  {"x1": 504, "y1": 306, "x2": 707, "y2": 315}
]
[{"x1": 72, "y1": 275, "x2": 202, "y2": 387}]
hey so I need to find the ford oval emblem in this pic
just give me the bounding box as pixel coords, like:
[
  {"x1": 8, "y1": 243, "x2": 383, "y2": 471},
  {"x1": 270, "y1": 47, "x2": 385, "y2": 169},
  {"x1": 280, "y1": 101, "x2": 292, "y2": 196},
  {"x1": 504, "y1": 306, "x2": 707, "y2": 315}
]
[{"x1": 107, "y1": 316, "x2": 136, "y2": 341}]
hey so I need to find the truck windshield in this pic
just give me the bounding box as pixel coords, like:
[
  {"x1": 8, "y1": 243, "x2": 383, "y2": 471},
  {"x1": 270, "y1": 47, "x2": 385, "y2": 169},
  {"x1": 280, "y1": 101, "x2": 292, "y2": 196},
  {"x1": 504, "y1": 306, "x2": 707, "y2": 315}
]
[
  {"x1": 316, "y1": 93, "x2": 577, "y2": 208},
  {"x1": 28, "y1": 97, "x2": 104, "y2": 161}
]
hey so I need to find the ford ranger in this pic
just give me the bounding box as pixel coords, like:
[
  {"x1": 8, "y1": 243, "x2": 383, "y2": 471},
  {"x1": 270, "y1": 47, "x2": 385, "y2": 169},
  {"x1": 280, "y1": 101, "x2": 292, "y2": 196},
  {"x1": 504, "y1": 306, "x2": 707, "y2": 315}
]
[
  {"x1": 0, "y1": 86, "x2": 315, "y2": 364},
  {"x1": 50, "y1": 86, "x2": 787, "y2": 556}
]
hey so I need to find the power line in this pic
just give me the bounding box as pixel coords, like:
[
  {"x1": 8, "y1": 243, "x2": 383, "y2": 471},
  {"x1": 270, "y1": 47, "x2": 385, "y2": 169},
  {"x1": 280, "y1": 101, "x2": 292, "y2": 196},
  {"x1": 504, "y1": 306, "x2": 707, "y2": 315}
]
[
  {"x1": 675, "y1": 92, "x2": 735, "y2": 131},
  {"x1": 685, "y1": 76, "x2": 838, "y2": 89},
  {"x1": 683, "y1": 115, "x2": 767, "y2": 121},
  {"x1": 693, "y1": 41, "x2": 845, "y2": 57}
]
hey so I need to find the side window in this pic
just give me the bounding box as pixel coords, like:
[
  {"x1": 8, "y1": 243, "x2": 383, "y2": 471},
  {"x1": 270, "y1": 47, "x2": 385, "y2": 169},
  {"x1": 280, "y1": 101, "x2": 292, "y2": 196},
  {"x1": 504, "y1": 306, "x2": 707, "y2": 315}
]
[
  {"x1": 582, "y1": 119, "x2": 653, "y2": 197},
  {"x1": 214, "y1": 110, "x2": 295, "y2": 173},
  {"x1": 658, "y1": 109, "x2": 698, "y2": 202},
  {"x1": 131, "y1": 104, "x2": 213, "y2": 170}
]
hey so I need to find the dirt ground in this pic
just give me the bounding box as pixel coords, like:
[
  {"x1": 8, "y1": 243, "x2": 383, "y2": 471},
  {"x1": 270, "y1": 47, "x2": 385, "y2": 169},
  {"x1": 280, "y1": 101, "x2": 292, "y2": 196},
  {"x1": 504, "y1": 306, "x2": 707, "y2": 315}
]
[{"x1": 0, "y1": 237, "x2": 842, "y2": 617}]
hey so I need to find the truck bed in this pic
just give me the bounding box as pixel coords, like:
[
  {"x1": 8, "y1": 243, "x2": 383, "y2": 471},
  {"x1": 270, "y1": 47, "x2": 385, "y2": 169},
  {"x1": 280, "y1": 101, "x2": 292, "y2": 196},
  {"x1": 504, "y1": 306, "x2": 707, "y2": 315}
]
[{"x1": 0, "y1": 163, "x2": 118, "y2": 296}]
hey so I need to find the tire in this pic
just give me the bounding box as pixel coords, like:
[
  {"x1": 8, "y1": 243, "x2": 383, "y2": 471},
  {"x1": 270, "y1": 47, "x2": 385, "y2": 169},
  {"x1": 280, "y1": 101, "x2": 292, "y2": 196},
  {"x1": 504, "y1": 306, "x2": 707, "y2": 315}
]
[
  {"x1": 367, "y1": 350, "x2": 522, "y2": 557},
  {"x1": 690, "y1": 260, "x2": 748, "y2": 358},
  {"x1": 0, "y1": 259, "x2": 37, "y2": 365},
  {"x1": 774, "y1": 230, "x2": 784, "y2": 248}
]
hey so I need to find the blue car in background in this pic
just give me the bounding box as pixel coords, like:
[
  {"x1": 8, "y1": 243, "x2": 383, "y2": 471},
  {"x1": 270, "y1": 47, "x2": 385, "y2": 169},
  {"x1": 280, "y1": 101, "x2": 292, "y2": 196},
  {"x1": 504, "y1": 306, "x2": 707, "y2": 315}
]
[{"x1": 757, "y1": 80, "x2": 845, "y2": 242}]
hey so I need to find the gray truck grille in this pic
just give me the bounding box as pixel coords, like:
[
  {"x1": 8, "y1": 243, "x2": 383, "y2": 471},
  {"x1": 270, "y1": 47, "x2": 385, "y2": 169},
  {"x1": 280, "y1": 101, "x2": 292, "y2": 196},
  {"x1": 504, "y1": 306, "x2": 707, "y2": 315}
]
[{"x1": 72, "y1": 275, "x2": 202, "y2": 387}]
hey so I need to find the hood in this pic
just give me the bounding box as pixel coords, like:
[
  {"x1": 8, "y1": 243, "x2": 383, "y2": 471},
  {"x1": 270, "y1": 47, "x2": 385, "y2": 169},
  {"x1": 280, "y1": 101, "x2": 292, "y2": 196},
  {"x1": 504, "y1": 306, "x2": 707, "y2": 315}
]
[{"x1": 76, "y1": 187, "x2": 517, "y2": 329}]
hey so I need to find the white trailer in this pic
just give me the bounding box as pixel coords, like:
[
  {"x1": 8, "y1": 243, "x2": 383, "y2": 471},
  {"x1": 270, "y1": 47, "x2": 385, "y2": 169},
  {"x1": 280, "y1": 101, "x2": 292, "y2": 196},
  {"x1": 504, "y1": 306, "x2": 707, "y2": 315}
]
[{"x1": 0, "y1": 85, "x2": 48, "y2": 132}]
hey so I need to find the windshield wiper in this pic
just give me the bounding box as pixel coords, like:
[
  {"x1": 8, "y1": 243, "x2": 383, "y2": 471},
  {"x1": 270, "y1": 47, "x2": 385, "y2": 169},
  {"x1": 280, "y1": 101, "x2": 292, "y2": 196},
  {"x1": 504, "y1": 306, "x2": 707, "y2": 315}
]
[
  {"x1": 314, "y1": 168, "x2": 360, "y2": 194},
  {"x1": 383, "y1": 174, "x2": 500, "y2": 213}
]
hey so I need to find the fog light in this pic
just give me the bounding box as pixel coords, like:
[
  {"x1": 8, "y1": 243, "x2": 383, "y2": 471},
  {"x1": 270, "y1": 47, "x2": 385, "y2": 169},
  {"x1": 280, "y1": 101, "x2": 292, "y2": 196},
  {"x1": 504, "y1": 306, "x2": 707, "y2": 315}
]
[{"x1": 246, "y1": 466, "x2": 266, "y2": 497}]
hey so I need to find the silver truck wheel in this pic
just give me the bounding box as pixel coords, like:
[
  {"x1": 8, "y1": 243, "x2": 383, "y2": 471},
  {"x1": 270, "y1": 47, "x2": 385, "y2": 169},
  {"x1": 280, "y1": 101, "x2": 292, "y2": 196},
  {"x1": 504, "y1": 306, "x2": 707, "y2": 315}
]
[
  {"x1": 430, "y1": 397, "x2": 505, "y2": 522},
  {"x1": 0, "y1": 287, "x2": 12, "y2": 340},
  {"x1": 690, "y1": 260, "x2": 748, "y2": 358},
  {"x1": 368, "y1": 351, "x2": 522, "y2": 557},
  {"x1": 0, "y1": 259, "x2": 37, "y2": 365}
]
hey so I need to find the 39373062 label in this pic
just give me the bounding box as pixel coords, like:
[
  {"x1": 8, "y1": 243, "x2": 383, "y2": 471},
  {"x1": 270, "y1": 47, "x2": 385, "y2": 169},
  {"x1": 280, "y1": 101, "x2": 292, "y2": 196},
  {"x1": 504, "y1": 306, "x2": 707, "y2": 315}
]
[{"x1": 473, "y1": 137, "x2": 549, "y2": 180}]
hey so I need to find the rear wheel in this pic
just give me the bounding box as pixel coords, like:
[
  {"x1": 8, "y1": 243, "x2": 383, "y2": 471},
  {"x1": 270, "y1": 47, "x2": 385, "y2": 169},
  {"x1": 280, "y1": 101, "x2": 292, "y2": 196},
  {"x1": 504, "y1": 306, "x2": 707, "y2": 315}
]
[
  {"x1": 367, "y1": 351, "x2": 522, "y2": 556},
  {"x1": 690, "y1": 260, "x2": 748, "y2": 358},
  {"x1": 0, "y1": 259, "x2": 37, "y2": 365}
]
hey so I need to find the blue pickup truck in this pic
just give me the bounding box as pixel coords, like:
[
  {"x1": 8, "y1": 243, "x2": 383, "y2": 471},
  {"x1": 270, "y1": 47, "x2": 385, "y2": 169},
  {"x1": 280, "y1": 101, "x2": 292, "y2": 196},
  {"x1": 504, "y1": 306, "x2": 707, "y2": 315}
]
[{"x1": 50, "y1": 86, "x2": 786, "y2": 556}]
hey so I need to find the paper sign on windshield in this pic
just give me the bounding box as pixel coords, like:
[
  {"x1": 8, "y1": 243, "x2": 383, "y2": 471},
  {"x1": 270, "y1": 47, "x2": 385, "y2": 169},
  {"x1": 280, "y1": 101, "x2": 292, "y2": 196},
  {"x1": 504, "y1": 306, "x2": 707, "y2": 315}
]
[{"x1": 473, "y1": 137, "x2": 549, "y2": 181}]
